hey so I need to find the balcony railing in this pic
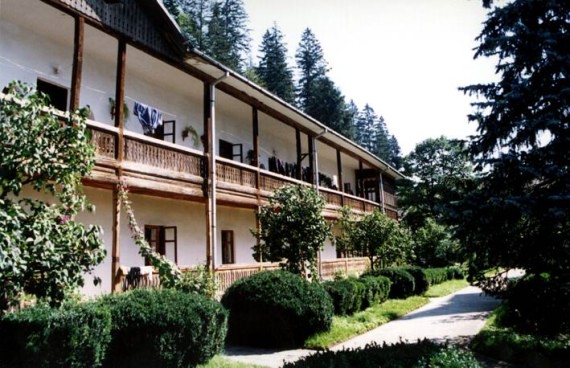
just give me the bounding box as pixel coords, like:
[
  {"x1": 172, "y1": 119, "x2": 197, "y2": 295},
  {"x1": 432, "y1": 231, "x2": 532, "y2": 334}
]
[
  {"x1": 320, "y1": 257, "x2": 371, "y2": 279},
  {"x1": 87, "y1": 121, "x2": 396, "y2": 215}
]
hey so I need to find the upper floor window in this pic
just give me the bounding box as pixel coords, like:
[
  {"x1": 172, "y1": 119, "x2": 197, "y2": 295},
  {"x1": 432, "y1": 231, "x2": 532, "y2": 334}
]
[{"x1": 37, "y1": 79, "x2": 67, "y2": 111}]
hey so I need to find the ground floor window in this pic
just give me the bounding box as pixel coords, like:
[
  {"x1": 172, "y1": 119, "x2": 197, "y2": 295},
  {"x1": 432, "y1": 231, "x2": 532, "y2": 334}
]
[
  {"x1": 144, "y1": 225, "x2": 177, "y2": 265},
  {"x1": 221, "y1": 230, "x2": 235, "y2": 264}
]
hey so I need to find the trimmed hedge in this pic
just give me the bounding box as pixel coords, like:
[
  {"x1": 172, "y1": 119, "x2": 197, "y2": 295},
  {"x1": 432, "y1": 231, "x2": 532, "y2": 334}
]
[
  {"x1": 446, "y1": 266, "x2": 465, "y2": 280},
  {"x1": 283, "y1": 340, "x2": 481, "y2": 368},
  {"x1": 323, "y1": 279, "x2": 359, "y2": 316},
  {"x1": 0, "y1": 302, "x2": 112, "y2": 368},
  {"x1": 400, "y1": 266, "x2": 429, "y2": 295},
  {"x1": 221, "y1": 270, "x2": 333, "y2": 349},
  {"x1": 424, "y1": 267, "x2": 449, "y2": 286},
  {"x1": 364, "y1": 268, "x2": 415, "y2": 299},
  {"x1": 100, "y1": 288, "x2": 228, "y2": 367},
  {"x1": 358, "y1": 275, "x2": 391, "y2": 308}
]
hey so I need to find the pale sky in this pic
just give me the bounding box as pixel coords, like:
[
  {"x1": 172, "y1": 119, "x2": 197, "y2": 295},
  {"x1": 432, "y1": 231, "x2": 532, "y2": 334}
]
[{"x1": 242, "y1": 0, "x2": 498, "y2": 155}]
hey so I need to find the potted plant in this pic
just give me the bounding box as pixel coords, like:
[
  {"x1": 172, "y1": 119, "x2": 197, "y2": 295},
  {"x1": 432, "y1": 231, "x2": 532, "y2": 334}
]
[
  {"x1": 109, "y1": 97, "x2": 129, "y2": 121},
  {"x1": 182, "y1": 125, "x2": 200, "y2": 147}
]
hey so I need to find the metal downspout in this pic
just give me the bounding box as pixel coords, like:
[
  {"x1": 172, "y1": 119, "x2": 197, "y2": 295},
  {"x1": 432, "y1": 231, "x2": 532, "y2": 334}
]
[{"x1": 209, "y1": 72, "x2": 229, "y2": 271}]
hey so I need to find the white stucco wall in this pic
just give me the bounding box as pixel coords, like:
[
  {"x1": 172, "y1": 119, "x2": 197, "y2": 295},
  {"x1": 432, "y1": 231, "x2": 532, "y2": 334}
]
[
  {"x1": 0, "y1": 3, "x2": 73, "y2": 97},
  {"x1": 216, "y1": 206, "x2": 258, "y2": 265},
  {"x1": 119, "y1": 193, "x2": 207, "y2": 269}
]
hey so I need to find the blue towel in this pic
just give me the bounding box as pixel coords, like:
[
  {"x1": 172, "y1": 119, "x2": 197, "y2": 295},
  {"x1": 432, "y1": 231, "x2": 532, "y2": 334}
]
[{"x1": 133, "y1": 101, "x2": 162, "y2": 134}]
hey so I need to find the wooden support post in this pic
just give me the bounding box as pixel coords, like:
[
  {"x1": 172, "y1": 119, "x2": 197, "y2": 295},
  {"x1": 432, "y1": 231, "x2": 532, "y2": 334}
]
[
  {"x1": 296, "y1": 128, "x2": 302, "y2": 180},
  {"x1": 70, "y1": 15, "x2": 84, "y2": 111},
  {"x1": 336, "y1": 149, "x2": 344, "y2": 206},
  {"x1": 308, "y1": 135, "x2": 315, "y2": 184},
  {"x1": 203, "y1": 83, "x2": 212, "y2": 269},
  {"x1": 379, "y1": 171, "x2": 386, "y2": 213},
  {"x1": 111, "y1": 39, "x2": 127, "y2": 293},
  {"x1": 252, "y1": 107, "x2": 262, "y2": 262}
]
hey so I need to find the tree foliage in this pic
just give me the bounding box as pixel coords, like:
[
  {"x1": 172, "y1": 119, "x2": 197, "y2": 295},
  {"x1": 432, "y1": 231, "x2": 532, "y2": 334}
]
[
  {"x1": 252, "y1": 185, "x2": 331, "y2": 280},
  {"x1": 0, "y1": 81, "x2": 106, "y2": 310},
  {"x1": 457, "y1": 0, "x2": 570, "y2": 278},
  {"x1": 337, "y1": 209, "x2": 412, "y2": 270},
  {"x1": 399, "y1": 136, "x2": 473, "y2": 231},
  {"x1": 256, "y1": 24, "x2": 295, "y2": 104},
  {"x1": 412, "y1": 218, "x2": 461, "y2": 268},
  {"x1": 295, "y1": 28, "x2": 328, "y2": 111}
]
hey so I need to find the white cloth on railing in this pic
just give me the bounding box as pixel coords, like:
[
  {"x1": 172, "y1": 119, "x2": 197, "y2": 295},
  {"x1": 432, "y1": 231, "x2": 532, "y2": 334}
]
[{"x1": 133, "y1": 101, "x2": 162, "y2": 134}]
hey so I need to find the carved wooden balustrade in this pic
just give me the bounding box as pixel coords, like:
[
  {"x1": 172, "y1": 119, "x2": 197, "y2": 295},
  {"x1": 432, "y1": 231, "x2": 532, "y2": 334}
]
[{"x1": 86, "y1": 121, "x2": 394, "y2": 216}]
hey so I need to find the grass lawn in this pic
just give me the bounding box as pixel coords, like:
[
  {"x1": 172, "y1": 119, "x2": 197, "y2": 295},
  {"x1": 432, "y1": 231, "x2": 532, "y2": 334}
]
[{"x1": 304, "y1": 279, "x2": 469, "y2": 349}]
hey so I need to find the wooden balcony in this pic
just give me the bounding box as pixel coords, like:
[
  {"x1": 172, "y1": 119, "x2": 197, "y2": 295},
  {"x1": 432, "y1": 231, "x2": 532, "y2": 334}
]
[{"x1": 88, "y1": 121, "x2": 397, "y2": 216}]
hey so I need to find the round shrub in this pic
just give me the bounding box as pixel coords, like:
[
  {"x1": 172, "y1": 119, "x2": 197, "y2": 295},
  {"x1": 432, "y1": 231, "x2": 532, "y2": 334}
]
[
  {"x1": 323, "y1": 279, "x2": 356, "y2": 315},
  {"x1": 221, "y1": 270, "x2": 333, "y2": 349},
  {"x1": 358, "y1": 275, "x2": 391, "y2": 308},
  {"x1": 401, "y1": 266, "x2": 429, "y2": 295},
  {"x1": 364, "y1": 268, "x2": 415, "y2": 299},
  {"x1": 0, "y1": 301, "x2": 111, "y2": 368},
  {"x1": 100, "y1": 288, "x2": 227, "y2": 367}
]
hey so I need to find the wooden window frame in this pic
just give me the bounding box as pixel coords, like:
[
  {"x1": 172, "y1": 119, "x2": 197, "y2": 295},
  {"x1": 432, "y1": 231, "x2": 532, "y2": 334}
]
[
  {"x1": 221, "y1": 230, "x2": 235, "y2": 264},
  {"x1": 144, "y1": 225, "x2": 178, "y2": 265}
]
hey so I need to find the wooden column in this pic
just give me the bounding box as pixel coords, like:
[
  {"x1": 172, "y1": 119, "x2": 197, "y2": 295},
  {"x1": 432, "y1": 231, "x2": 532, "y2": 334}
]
[
  {"x1": 70, "y1": 15, "x2": 84, "y2": 111},
  {"x1": 252, "y1": 107, "x2": 262, "y2": 262},
  {"x1": 203, "y1": 83, "x2": 212, "y2": 269},
  {"x1": 296, "y1": 128, "x2": 302, "y2": 180},
  {"x1": 308, "y1": 135, "x2": 315, "y2": 184},
  {"x1": 111, "y1": 39, "x2": 127, "y2": 293},
  {"x1": 379, "y1": 171, "x2": 386, "y2": 213},
  {"x1": 336, "y1": 149, "x2": 344, "y2": 206}
]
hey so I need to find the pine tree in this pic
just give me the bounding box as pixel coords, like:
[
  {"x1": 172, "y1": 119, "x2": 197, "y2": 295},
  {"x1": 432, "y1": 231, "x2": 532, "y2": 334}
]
[
  {"x1": 257, "y1": 24, "x2": 295, "y2": 104},
  {"x1": 304, "y1": 76, "x2": 355, "y2": 139},
  {"x1": 206, "y1": 0, "x2": 250, "y2": 72},
  {"x1": 457, "y1": 0, "x2": 570, "y2": 277},
  {"x1": 354, "y1": 104, "x2": 378, "y2": 153},
  {"x1": 167, "y1": 0, "x2": 212, "y2": 50},
  {"x1": 388, "y1": 135, "x2": 403, "y2": 168},
  {"x1": 295, "y1": 28, "x2": 328, "y2": 111},
  {"x1": 373, "y1": 115, "x2": 391, "y2": 161}
]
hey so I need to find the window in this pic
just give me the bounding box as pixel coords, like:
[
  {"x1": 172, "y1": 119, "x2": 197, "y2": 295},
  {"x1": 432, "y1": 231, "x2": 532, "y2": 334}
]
[
  {"x1": 145, "y1": 120, "x2": 176, "y2": 143},
  {"x1": 37, "y1": 79, "x2": 68, "y2": 111},
  {"x1": 219, "y1": 139, "x2": 243, "y2": 162},
  {"x1": 144, "y1": 225, "x2": 177, "y2": 265},
  {"x1": 221, "y1": 230, "x2": 235, "y2": 264}
]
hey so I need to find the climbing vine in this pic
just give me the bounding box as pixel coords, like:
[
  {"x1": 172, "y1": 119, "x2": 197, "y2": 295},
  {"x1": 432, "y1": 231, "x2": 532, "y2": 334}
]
[{"x1": 117, "y1": 180, "x2": 181, "y2": 288}]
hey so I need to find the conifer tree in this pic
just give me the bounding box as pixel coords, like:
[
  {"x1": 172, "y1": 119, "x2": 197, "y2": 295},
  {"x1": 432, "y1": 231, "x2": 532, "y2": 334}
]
[
  {"x1": 457, "y1": 0, "x2": 570, "y2": 277},
  {"x1": 206, "y1": 0, "x2": 250, "y2": 72},
  {"x1": 354, "y1": 104, "x2": 379, "y2": 153},
  {"x1": 257, "y1": 24, "x2": 295, "y2": 104},
  {"x1": 295, "y1": 28, "x2": 328, "y2": 111}
]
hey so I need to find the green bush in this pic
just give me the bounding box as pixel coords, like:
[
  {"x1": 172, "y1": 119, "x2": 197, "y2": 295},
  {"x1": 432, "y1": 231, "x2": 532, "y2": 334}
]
[
  {"x1": 100, "y1": 288, "x2": 227, "y2": 367},
  {"x1": 323, "y1": 279, "x2": 358, "y2": 316},
  {"x1": 283, "y1": 340, "x2": 481, "y2": 368},
  {"x1": 358, "y1": 275, "x2": 391, "y2": 309},
  {"x1": 0, "y1": 302, "x2": 111, "y2": 368},
  {"x1": 364, "y1": 268, "x2": 415, "y2": 299},
  {"x1": 446, "y1": 266, "x2": 465, "y2": 280},
  {"x1": 221, "y1": 270, "x2": 333, "y2": 349},
  {"x1": 415, "y1": 346, "x2": 480, "y2": 367},
  {"x1": 401, "y1": 266, "x2": 429, "y2": 295},
  {"x1": 502, "y1": 273, "x2": 570, "y2": 336},
  {"x1": 424, "y1": 268, "x2": 449, "y2": 285}
]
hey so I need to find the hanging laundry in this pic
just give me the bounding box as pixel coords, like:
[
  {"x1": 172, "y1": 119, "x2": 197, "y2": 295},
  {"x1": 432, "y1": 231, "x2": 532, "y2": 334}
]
[{"x1": 133, "y1": 101, "x2": 162, "y2": 134}]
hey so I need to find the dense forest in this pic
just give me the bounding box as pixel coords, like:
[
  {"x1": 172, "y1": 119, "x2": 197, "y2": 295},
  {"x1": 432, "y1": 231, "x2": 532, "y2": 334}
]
[{"x1": 163, "y1": 0, "x2": 402, "y2": 168}]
